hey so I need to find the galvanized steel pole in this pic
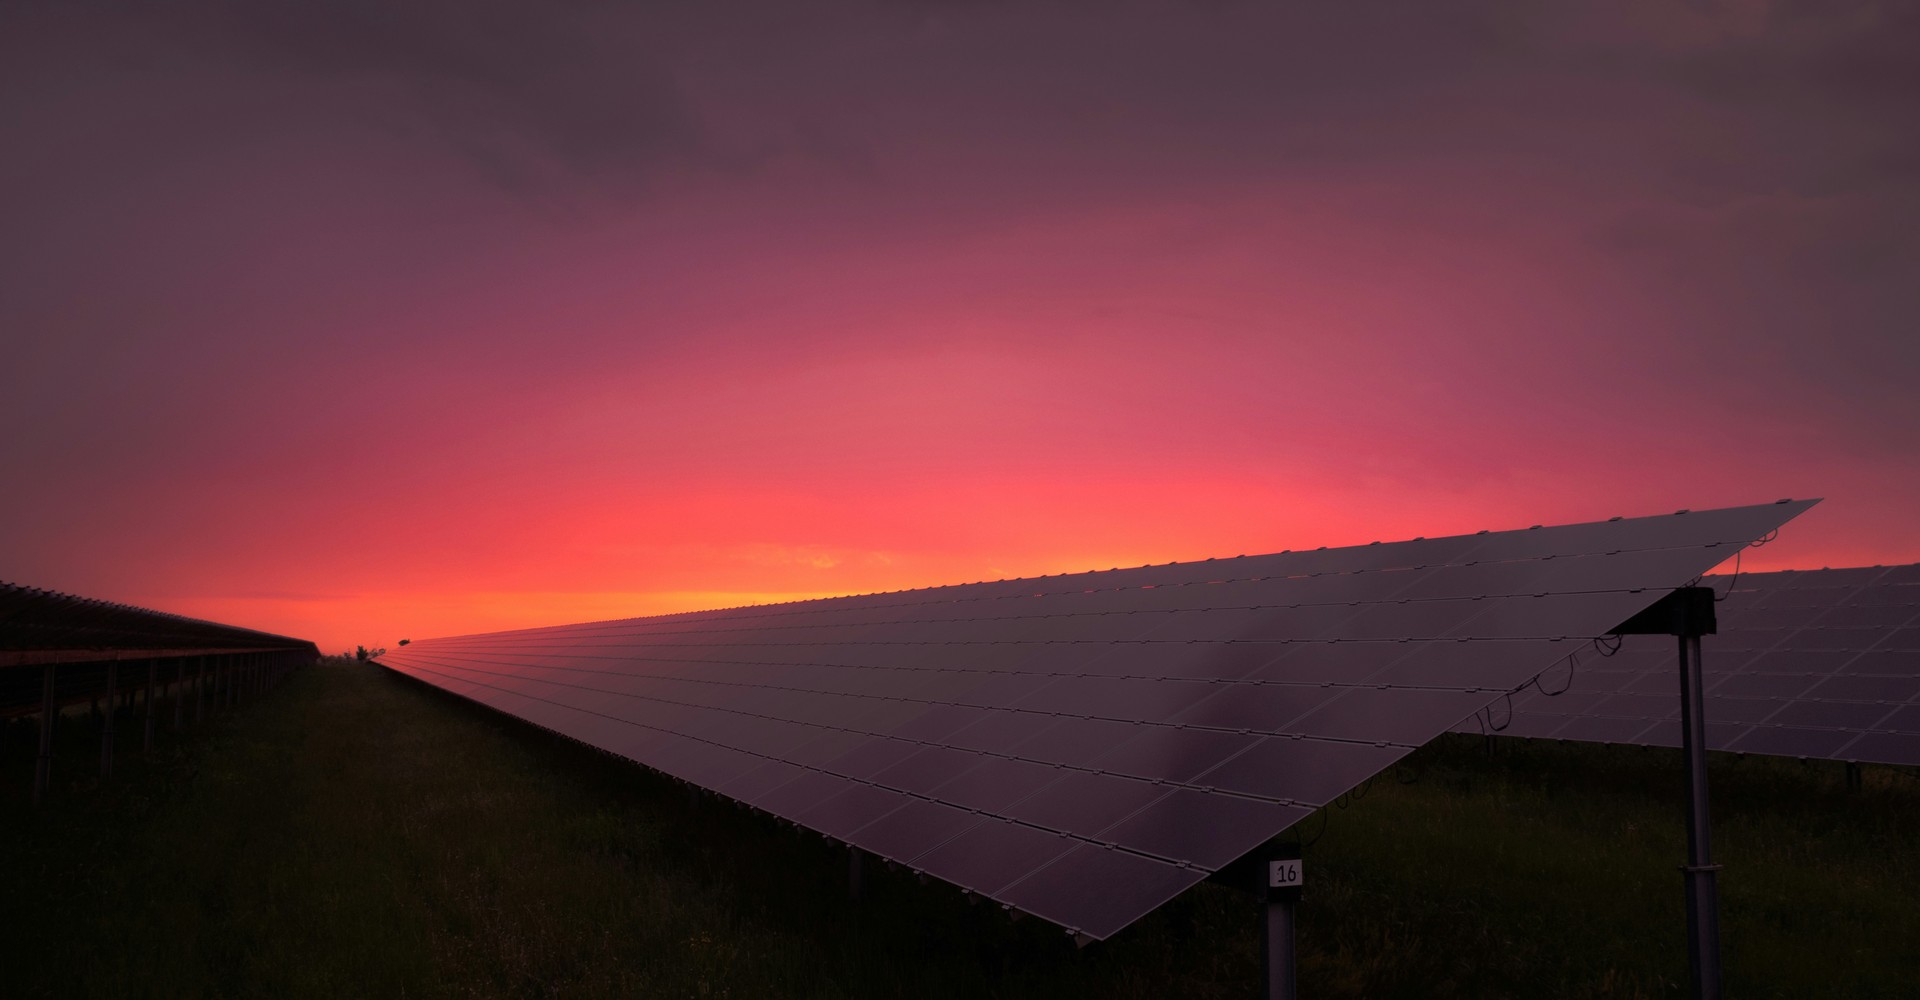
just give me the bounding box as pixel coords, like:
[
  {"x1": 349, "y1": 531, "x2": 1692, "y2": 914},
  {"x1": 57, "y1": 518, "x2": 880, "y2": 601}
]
[
  {"x1": 1262, "y1": 847, "x2": 1302, "y2": 1000},
  {"x1": 143, "y1": 660, "x2": 157, "y2": 752},
  {"x1": 101, "y1": 661, "x2": 118, "y2": 778},
  {"x1": 1678, "y1": 632, "x2": 1722, "y2": 1000},
  {"x1": 34, "y1": 664, "x2": 55, "y2": 804}
]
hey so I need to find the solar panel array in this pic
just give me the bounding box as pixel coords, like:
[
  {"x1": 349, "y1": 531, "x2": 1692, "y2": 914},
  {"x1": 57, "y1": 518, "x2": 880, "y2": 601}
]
[
  {"x1": 0, "y1": 580, "x2": 316, "y2": 659},
  {"x1": 1474, "y1": 563, "x2": 1920, "y2": 765},
  {"x1": 0, "y1": 580, "x2": 322, "y2": 716},
  {"x1": 377, "y1": 500, "x2": 1812, "y2": 940}
]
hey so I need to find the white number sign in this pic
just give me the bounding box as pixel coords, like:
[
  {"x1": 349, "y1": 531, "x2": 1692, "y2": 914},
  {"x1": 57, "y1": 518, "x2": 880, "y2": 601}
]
[{"x1": 1268, "y1": 859, "x2": 1304, "y2": 889}]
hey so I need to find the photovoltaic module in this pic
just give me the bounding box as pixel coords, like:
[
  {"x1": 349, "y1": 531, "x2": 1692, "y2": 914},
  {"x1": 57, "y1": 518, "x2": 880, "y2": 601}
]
[
  {"x1": 377, "y1": 500, "x2": 1813, "y2": 939},
  {"x1": 1466, "y1": 563, "x2": 1919, "y2": 765}
]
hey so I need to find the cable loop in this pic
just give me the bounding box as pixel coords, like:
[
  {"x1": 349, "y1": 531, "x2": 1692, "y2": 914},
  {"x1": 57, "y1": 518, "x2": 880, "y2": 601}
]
[
  {"x1": 1531, "y1": 649, "x2": 1578, "y2": 697},
  {"x1": 1483, "y1": 692, "x2": 1513, "y2": 733}
]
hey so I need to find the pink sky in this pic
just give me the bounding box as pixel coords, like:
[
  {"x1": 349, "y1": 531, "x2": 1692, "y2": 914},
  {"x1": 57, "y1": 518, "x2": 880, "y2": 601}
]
[{"x1": 4, "y1": 2, "x2": 1917, "y2": 652}]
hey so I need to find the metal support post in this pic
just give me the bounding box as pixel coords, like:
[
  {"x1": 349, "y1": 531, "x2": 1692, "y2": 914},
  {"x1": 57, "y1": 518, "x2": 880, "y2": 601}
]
[
  {"x1": 1261, "y1": 846, "x2": 1303, "y2": 1000},
  {"x1": 1674, "y1": 633, "x2": 1720, "y2": 998},
  {"x1": 173, "y1": 658, "x2": 186, "y2": 730},
  {"x1": 144, "y1": 659, "x2": 157, "y2": 752},
  {"x1": 849, "y1": 848, "x2": 866, "y2": 900},
  {"x1": 1677, "y1": 632, "x2": 1722, "y2": 1000},
  {"x1": 34, "y1": 665, "x2": 55, "y2": 805},
  {"x1": 1845, "y1": 762, "x2": 1862, "y2": 793},
  {"x1": 1614, "y1": 585, "x2": 1723, "y2": 1000},
  {"x1": 101, "y1": 661, "x2": 118, "y2": 778},
  {"x1": 195, "y1": 655, "x2": 207, "y2": 723}
]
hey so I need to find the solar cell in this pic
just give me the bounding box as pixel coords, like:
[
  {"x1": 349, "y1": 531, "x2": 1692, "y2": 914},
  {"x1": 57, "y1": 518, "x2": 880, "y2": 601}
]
[
  {"x1": 911, "y1": 817, "x2": 1076, "y2": 895},
  {"x1": 995, "y1": 844, "x2": 1198, "y2": 940},
  {"x1": 847, "y1": 797, "x2": 983, "y2": 861},
  {"x1": 1101, "y1": 789, "x2": 1312, "y2": 868},
  {"x1": 378, "y1": 499, "x2": 1813, "y2": 939},
  {"x1": 1477, "y1": 563, "x2": 1920, "y2": 766},
  {"x1": 1087, "y1": 726, "x2": 1264, "y2": 783}
]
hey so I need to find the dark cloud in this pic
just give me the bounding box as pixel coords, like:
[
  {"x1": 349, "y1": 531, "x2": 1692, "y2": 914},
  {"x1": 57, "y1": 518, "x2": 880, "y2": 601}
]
[
  {"x1": 0, "y1": 1, "x2": 723, "y2": 198},
  {"x1": 2, "y1": 0, "x2": 1916, "y2": 486}
]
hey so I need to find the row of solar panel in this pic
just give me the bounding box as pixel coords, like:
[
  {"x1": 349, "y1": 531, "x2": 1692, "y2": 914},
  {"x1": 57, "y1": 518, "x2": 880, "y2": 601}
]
[
  {"x1": 379, "y1": 501, "x2": 1812, "y2": 938},
  {"x1": 417, "y1": 508, "x2": 1806, "y2": 645},
  {"x1": 390, "y1": 653, "x2": 1319, "y2": 935},
  {"x1": 1477, "y1": 564, "x2": 1920, "y2": 765},
  {"x1": 0, "y1": 581, "x2": 318, "y2": 659}
]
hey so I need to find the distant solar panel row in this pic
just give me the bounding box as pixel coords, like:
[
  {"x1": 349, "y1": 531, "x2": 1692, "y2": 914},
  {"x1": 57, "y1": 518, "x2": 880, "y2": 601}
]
[
  {"x1": 0, "y1": 581, "x2": 321, "y2": 716},
  {"x1": 377, "y1": 500, "x2": 1812, "y2": 940},
  {"x1": 1473, "y1": 563, "x2": 1920, "y2": 765},
  {"x1": 0, "y1": 580, "x2": 314, "y2": 656}
]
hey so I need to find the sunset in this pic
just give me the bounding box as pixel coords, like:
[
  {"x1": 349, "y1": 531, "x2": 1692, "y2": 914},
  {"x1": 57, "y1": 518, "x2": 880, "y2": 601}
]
[
  {"x1": 4, "y1": 3, "x2": 1916, "y2": 998},
  {"x1": 6, "y1": 3, "x2": 1917, "y2": 653}
]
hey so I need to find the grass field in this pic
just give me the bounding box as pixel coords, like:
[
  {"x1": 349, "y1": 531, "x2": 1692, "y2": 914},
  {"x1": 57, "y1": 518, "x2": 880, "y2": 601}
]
[{"x1": 3, "y1": 658, "x2": 1915, "y2": 998}]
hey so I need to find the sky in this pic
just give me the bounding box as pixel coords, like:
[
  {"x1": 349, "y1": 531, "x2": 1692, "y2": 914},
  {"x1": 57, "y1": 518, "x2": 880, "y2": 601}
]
[{"x1": 3, "y1": 1, "x2": 1917, "y2": 654}]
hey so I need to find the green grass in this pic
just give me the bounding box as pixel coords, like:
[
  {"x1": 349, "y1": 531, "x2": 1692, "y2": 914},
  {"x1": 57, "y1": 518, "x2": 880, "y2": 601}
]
[{"x1": 2, "y1": 660, "x2": 1915, "y2": 998}]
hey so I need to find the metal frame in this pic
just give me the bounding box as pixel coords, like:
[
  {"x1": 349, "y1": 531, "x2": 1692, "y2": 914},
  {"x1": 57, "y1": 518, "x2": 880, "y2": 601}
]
[
  {"x1": 4, "y1": 578, "x2": 319, "y2": 803},
  {"x1": 1616, "y1": 586, "x2": 1722, "y2": 1000}
]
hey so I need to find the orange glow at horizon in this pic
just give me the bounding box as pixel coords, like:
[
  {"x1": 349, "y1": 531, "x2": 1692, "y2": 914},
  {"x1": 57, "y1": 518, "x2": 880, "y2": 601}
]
[{"x1": 137, "y1": 489, "x2": 1880, "y2": 656}]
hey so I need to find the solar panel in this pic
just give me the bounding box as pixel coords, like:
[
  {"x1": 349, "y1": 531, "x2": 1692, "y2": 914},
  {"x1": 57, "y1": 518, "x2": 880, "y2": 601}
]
[
  {"x1": 378, "y1": 500, "x2": 1813, "y2": 940},
  {"x1": 1467, "y1": 563, "x2": 1920, "y2": 766},
  {"x1": 0, "y1": 580, "x2": 320, "y2": 717}
]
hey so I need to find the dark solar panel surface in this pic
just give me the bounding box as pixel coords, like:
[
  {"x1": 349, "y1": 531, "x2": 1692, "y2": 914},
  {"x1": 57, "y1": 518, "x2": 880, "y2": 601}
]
[
  {"x1": 1468, "y1": 563, "x2": 1920, "y2": 765},
  {"x1": 0, "y1": 580, "x2": 314, "y2": 657},
  {"x1": 0, "y1": 580, "x2": 321, "y2": 714},
  {"x1": 377, "y1": 500, "x2": 1812, "y2": 939}
]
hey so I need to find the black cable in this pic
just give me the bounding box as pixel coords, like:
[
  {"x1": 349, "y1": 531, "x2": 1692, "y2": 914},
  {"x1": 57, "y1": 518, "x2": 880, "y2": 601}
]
[
  {"x1": 1716, "y1": 528, "x2": 1778, "y2": 602},
  {"x1": 1716, "y1": 548, "x2": 1744, "y2": 603},
  {"x1": 1593, "y1": 633, "x2": 1623, "y2": 658},
  {"x1": 1530, "y1": 650, "x2": 1578, "y2": 697},
  {"x1": 1485, "y1": 692, "x2": 1513, "y2": 732},
  {"x1": 1301, "y1": 804, "x2": 1331, "y2": 848}
]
